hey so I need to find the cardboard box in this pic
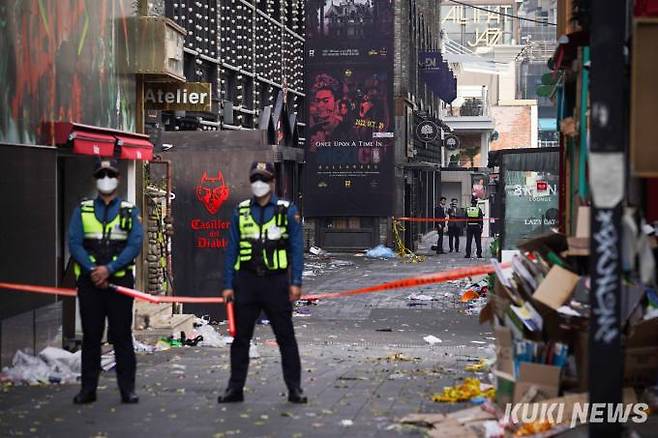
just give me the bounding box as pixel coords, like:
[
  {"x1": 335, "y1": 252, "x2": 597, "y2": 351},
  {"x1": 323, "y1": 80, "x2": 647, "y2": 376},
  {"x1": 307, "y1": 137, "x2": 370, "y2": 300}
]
[
  {"x1": 565, "y1": 237, "x2": 590, "y2": 257},
  {"x1": 513, "y1": 362, "x2": 562, "y2": 403},
  {"x1": 494, "y1": 369, "x2": 515, "y2": 408},
  {"x1": 575, "y1": 206, "x2": 590, "y2": 238},
  {"x1": 563, "y1": 207, "x2": 590, "y2": 256},
  {"x1": 495, "y1": 326, "x2": 514, "y2": 375},
  {"x1": 626, "y1": 316, "x2": 658, "y2": 348},
  {"x1": 491, "y1": 276, "x2": 515, "y2": 320},
  {"x1": 532, "y1": 265, "x2": 580, "y2": 310},
  {"x1": 518, "y1": 231, "x2": 569, "y2": 255},
  {"x1": 625, "y1": 346, "x2": 658, "y2": 386}
]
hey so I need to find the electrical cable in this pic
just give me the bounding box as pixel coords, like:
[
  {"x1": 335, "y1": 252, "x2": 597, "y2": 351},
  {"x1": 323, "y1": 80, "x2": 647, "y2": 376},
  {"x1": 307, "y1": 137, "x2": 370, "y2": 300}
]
[{"x1": 444, "y1": 0, "x2": 557, "y2": 26}]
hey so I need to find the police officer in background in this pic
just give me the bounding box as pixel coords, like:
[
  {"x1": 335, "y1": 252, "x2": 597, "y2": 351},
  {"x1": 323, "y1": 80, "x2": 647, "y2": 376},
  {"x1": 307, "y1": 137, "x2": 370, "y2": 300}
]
[
  {"x1": 434, "y1": 197, "x2": 448, "y2": 254},
  {"x1": 68, "y1": 159, "x2": 143, "y2": 404},
  {"x1": 219, "y1": 161, "x2": 306, "y2": 404},
  {"x1": 464, "y1": 197, "x2": 484, "y2": 258},
  {"x1": 447, "y1": 198, "x2": 462, "y2": 253}
]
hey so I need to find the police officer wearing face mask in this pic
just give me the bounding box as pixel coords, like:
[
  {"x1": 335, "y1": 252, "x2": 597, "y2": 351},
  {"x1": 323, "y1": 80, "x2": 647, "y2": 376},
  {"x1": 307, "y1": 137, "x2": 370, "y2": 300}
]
[
  {"x1": 218, "y1": 161, "x2": 306, "y2": 404},
  {"x1": 67, "y1": 159, "x2": 144, "y2": 404}
]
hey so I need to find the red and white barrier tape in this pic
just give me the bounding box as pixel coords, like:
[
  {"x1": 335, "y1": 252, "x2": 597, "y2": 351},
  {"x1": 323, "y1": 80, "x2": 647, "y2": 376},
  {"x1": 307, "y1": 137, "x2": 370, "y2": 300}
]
[{"x1": 0, "y1": 262, "x2": 506, "y2": 304}]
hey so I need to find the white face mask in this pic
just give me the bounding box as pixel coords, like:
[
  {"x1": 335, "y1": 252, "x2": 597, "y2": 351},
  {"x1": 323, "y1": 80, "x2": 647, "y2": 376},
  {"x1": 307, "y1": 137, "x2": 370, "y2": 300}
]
[
  {"x1": 251, "y1": 180, "x2": 271, "y2": 198},
  {"x1": 97, "y1": 176, "x2": 119, "y2": 194}
]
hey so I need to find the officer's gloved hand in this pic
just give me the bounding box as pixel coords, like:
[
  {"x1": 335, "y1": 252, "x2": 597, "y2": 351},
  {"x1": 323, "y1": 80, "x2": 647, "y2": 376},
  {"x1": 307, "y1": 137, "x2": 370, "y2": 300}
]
[{"x1": 222, "y1": 289, "x2": 234, "y2": 303}]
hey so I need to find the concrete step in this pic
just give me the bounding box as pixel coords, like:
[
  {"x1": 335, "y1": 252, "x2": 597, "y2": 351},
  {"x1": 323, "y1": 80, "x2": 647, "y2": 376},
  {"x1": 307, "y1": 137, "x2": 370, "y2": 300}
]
[
  {"x1": 134, "y1": 302, "x2": 174, "y2": 328},
  {"x1": 134, "y1": 314, "x2": 198, "y2": 344}
]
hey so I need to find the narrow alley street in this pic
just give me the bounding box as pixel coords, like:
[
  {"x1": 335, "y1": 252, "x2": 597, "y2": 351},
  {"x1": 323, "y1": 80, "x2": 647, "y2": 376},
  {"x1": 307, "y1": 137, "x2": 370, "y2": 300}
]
[{"x1": 0, "y1": 241, "x2": 496, "y2": 437}]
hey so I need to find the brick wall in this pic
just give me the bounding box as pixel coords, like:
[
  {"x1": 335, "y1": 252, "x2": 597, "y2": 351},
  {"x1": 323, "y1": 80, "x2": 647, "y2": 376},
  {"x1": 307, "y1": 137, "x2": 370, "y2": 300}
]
[{"x1": 490, "y1": 105, "x2": 533, "y2": 151}]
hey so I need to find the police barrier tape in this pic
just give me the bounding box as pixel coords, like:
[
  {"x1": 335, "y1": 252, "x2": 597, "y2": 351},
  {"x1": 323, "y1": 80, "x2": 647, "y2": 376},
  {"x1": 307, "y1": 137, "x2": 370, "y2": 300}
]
[
  {"x1": 395, "y1": 217, "x2": 498, "y2": 223},
  {"x1": 0, "y1": 262, "x2": 505, "y2": 304},
  {"x1": 303, "y1": 263, "x2": 502, "y2": 301},
  {"x1": 0, "y1": 282, "x2": 224, "y2": 304}
]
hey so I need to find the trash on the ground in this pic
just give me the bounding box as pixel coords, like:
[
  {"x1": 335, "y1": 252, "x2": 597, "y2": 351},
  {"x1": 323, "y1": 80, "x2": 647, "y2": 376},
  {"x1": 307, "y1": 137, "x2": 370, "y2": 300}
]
[
  {"x1": 375, "y1": 327, "x2": 392, "y2": 332},
  {"x1": 423, "y1": 335, "x2": 443, "y2": 345},
  {"x1": 398, "y1": 410, "x2": 487, "y2": 437},
  {"x1": 249, "y1": 342, "x2": 260, "y2": 359},
  {"x1": 309, "y1": 246, "x2": 327, "y2": 256},
  {"x1": 464, "y1": 297, "x2": 488, "y2": 316},
  {"x1": 398, "y1": 413, "x2": 446, "y2": 428},
  {"x1": 296, "y1": 298, "x2": 319, "y2": 306},
  {"x1": 388, "y1": 373, "x2": 406, "y2": 380},
  {"x1": 407, "y1": 293, "x2": 436, "y2": 301},
  {"x1": 514, "y1": 421, "x2": 554, "y2": 436},
  {"x1": 197, "y1": 323, "x2": 228, "y2": 348},
  {"x1": 464, "y1": 358, "x2": 490, "y2": 372},
  {"x1": 365, "y1": 244, "x2": 396, "y2": 259},
  {"x1": 133, "y1": 337, "x2": 159, "y2": 353},
  {"x1": 302, "y1": 270, "x2": 316, "y2": 278},
  {"x1": 337, "y1": 375, "x2": 368, "y2": 381},
  {"x1": 340, "y1": 419, "x2": 354, "y2": 427},
  {"x1": 460, "y1": 289, "x2": 480, "y2": 302},
  {"x1": 101, "y1": 351, "x2": 116, "y2": 372},
  {"x1": 378, "y1": 352, "x2": 419, "y2": 362},
  {"x1": 1, "y1": 348, "x2": 81, "y2": 385},
  {"x1": 293, "y1": 308, "x2": 312, "y2": 317},
  {"x1": 483, "y1": 420, "x2": 505, "y2": 438},
  {"x1": 431, "y1": 378, "x2": 495, "y2": 403}
]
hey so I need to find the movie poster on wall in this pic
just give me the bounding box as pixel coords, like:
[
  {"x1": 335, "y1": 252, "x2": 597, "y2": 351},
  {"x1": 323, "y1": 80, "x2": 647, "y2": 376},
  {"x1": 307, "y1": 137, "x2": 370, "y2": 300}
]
[{"x1": 304, "y1": 0, "x2": 394, "y2": 217}]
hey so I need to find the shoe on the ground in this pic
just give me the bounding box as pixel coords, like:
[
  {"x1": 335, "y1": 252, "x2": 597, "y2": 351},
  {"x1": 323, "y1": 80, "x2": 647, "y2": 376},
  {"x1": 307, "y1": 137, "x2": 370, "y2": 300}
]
[
  {"x1": 464, "y1": 255, "x2": 471, "y2": 258},
  {"x1": 73, "y1": 390, "x2": 97, "y2": 404},
  {"x1": 218, "y1": 388, "x2": 244, "y2": 403},
  {"x1": 121, "y1": 391, "x2": 139, "y2": 404},
  {"x1": 449, "y1": 249, "x2": 453, "y2": 253},
  {"x1": 477, "y1": 255, "x2": 483, "y2": 259},
  {"x1": 288, "y1": 388, "x2": 308, "y2": 404}
]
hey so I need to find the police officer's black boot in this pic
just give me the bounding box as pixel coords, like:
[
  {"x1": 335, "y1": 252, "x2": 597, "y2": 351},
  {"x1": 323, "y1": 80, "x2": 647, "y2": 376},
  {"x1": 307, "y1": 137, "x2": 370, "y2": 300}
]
[
  {"x1": 73, "y1": 389, "x2": 97, "y2": 404},
  {"x1": 121, "y1": 390, "x2": 139, "y2": 404},
  {"x1": 217, "y1": 388, "x2": 244, "y2": 403},
  {"x1": 288, "y1": 387, "x2": 308, "y2": 404}
]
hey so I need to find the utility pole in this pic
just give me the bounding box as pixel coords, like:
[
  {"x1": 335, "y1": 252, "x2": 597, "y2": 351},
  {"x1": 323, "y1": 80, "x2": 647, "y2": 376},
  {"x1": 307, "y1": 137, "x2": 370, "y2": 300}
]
[{"x1": 588, "y1": 1, "x2": 627, "y2": 437}]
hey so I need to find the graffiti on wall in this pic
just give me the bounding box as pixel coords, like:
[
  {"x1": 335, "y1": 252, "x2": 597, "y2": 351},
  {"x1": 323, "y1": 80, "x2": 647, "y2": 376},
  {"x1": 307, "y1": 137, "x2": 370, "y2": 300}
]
[{"x1": 0, "y1": 0, "x2": 136, "y2": 145}]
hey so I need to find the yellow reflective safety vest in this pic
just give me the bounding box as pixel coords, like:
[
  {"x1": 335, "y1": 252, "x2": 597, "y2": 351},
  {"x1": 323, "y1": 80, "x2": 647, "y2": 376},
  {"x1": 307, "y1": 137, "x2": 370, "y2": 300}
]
[
  {"x1": 235, "y1": 199, "x2": 290, "y2": 273},
  {"x1": 73, "y1": 199, "x2": 134, "y2": 279},
  {"x1": 466, "y1": 206, "x2": 481, "y2": 227}
]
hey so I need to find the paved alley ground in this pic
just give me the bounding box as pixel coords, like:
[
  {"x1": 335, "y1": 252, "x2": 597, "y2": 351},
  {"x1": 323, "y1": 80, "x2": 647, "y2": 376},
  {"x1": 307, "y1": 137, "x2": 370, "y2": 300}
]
[{"x1": 0, "y1": 237, "x2": 497, "y2": 437}]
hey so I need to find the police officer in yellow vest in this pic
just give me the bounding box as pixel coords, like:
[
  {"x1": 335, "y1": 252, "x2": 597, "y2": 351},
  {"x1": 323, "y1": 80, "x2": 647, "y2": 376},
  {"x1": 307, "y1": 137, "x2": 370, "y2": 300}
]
[
  {"x1": 465, "y1": 197, "x2": 484, "y2": 258},
  {"x1": 68, "y1": 159, "x2": 143, "y2": 404},
  {"x1": 218, "y1": 161, "x2": 306, "y2": 404}
]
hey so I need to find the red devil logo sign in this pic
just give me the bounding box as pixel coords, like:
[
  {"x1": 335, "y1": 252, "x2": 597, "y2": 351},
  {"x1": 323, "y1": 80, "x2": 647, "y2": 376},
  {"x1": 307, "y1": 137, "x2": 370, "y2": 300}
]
[{"x1": 195, "y1": 171, "x2": 230, "y2": 215}]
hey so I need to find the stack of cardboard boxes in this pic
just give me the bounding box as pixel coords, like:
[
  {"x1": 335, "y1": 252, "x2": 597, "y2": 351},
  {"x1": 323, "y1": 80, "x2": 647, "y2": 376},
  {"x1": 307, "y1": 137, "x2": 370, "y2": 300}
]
[{"x1": 482, "y1": 206, "x2": 658, "y2": 414}]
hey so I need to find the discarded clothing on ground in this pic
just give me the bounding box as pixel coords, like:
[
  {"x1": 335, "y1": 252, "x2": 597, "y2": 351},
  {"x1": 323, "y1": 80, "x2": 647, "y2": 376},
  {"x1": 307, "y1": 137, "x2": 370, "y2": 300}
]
[
  {"x1": 365, "y1": 245, "x2": 396, "y2": 259},
  {"x1": 1, "y1": 347, "x2": 81, "y2": 385}
]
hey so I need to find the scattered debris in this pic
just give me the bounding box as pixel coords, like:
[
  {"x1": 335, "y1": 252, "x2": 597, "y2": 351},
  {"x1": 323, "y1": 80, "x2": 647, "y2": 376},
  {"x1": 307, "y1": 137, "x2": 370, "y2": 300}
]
[
  {"x1": 514, "y1": 421, "x2": 554, "y2": 436},
  {"x1": 1, "y1": 348, "x2": 81, "y2": 385},
  {"x1": 365, "y1": 245, "x2": 396, "y2": 259},
  {"x1": 101, "y1": 351, "x2": 116, "y2": 371},
  {"x1": 378, "y1": 352, "x2": 419, "y2": 362},
  {"x1": 133, "y1": 337, "x2": 160, "y2": 353},
  {"x1": 423, "y1": 335, "x2": 443, "y2": 345},
  {"x1": 431, "y1": 378, "x2": 495, "y2": 403},
  {"x1": 464, "y1": 358, "x2": 490, "y2": 373},
  {"x1": 340, "y1": 419, "x2": 354, "y2": 427},
  {"x1": 309, "y1": 246, "x2": 328, "y2": 257},
  {"x1": 407, "y1": 293, "x2": 437, "y2": 301}
]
